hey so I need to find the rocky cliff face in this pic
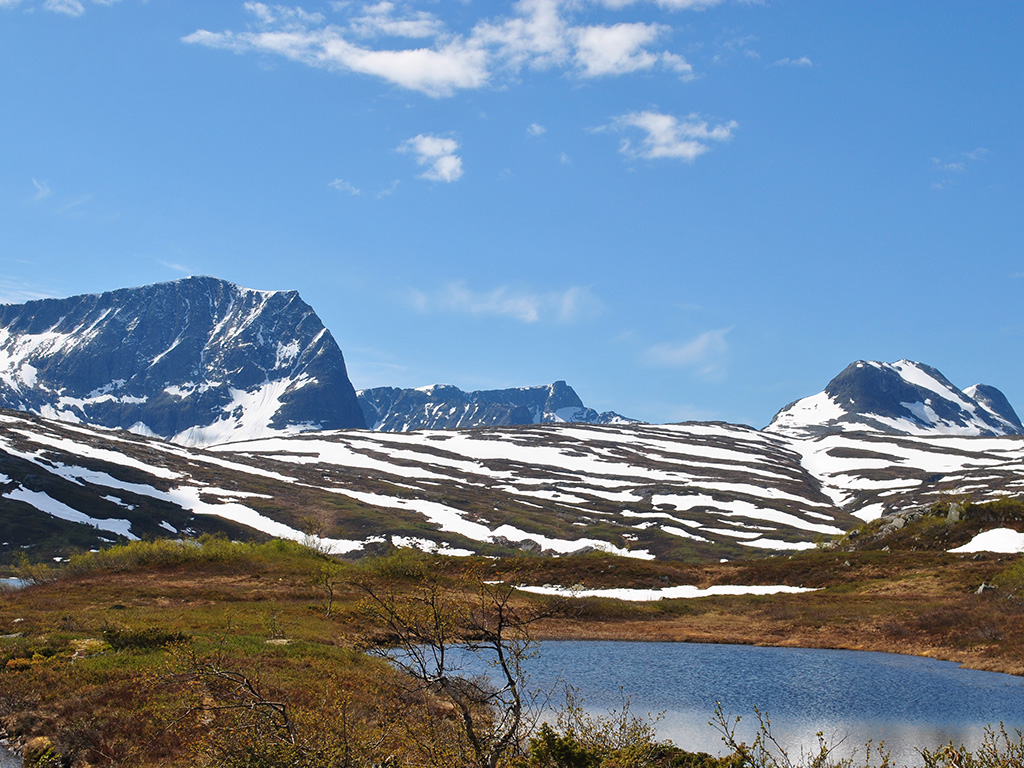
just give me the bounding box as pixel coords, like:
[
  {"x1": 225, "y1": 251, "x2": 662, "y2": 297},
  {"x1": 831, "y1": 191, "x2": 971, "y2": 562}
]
[
  {"x1": 0, "y1": 276, "x2": 365, "y2": 445},
  {"x1": 357, "y1": 380, "x2": 637, "y2": 431},
  {"x1": 767, "y1": 360, "x2": 1023, "y2": 438}
]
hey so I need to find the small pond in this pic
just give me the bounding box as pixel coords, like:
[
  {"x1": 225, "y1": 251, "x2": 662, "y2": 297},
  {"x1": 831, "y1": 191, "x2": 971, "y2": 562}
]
[{"x1": 452, "y1": 641, "x2": 1024, "y2": 766}]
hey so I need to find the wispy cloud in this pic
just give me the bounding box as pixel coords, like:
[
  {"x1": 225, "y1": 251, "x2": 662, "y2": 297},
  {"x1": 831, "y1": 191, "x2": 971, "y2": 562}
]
[
  {"x1": 527, "y1": 122, "x2": 547, "y2": 137},
  {"x1": 399, "y1": 134, "x2": 463, "y2": 182},
  {"x1": 773, "y1": 56, "x2": 812, "y2": 67},
  {"x1": 408, "y1": 282, "x2": 602, "y2": 324},
  {"x1": 329, "y1": 178, "x2": 362, "y2": 195},
  {"x1": 931, "y1": 147, "x2": 990, "y2": 190},
  {"x1": 596, "y1": 0, "x2": 726, "y2": 9},
  {"x1": 184, "y1": 0, "x2": 704, "y2": 97},
  {"x1": 31, "y1": 178, "x2": 52, "y2": 201},
  {"x1": 57, "y1": 193, "x2": 94, "y2": 214},
  {"x1": 0, "y1": 279, "x2": 58, "y2": 305},
  {"x1": 605, "y1": 110, "x2": 737, "y2": 162},
  {"x1": 159, "y1": 261, "x2": 191, "y2": 274},
  {"x1": 713, "y1": 33, "x2": 759, "y2": 64},
  {"x1": 2, "y1": 0, "x2": 122, "y2": 15},
  {"x1": 348, "y1": 1, "x2": 444, "y2": 39},
  {"x1": 644, "y1": 327, "x2": 731, "y2": 377},
  {"x1": 376, "y1": 179, "x2": 401, "y2": 198}
]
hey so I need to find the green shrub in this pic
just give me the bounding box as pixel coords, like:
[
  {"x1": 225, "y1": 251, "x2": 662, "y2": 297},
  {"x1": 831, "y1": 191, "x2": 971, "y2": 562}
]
[{"x1": 102, "y1": 627, "x2": 189, "y2": 651}]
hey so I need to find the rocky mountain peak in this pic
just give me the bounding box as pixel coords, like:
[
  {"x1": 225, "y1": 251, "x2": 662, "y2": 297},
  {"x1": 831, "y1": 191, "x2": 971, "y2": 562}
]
[
  {"x1": 0, "y1": 276, "x2": 365, "y2": 445},
  {"x1": 766, "y1": 359, "x2": 1023, "y2": 438}
]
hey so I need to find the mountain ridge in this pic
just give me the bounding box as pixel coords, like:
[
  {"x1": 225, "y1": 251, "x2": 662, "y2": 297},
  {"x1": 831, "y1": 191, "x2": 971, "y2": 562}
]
[
  {"x1": 357, "y1": 380, "x2": 637, "y2": 432},
  {"x1": 0, "y1": 276, "x2": 366, "y2": 445}
]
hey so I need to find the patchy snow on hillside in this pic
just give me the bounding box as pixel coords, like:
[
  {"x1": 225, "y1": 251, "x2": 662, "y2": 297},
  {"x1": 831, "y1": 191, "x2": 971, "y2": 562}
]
[
  {"x1": 949, "y1": 528, "x2": 1024, "y2": 554},
  {"x1": 515, "y1": 583, "x2": 816, "y2": 601},
  {"x1": 3, "y1": 487, "x2": 138, "y2": 540}
]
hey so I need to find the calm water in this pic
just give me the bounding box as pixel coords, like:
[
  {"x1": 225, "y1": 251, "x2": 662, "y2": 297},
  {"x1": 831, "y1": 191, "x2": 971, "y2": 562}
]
[{"x1": 454, "y1": 641, "x2": 1024, "y2": 766}]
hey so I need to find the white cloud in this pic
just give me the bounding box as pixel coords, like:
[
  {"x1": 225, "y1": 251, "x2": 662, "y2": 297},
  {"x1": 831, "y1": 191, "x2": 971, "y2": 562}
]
[
  {"x1": 527, "y1": 122, "x2": 547, "y2": 137},
  {"x1": 244, "y1": 2, "x2": 324, "y2": 27},
  {"x1": 608, "y1": 110, "x2": 737, "y2": 161},
  {"x1": 31, "y1": 178, "x2": 52, "y2": 201},
  {"x1": 773, "y1": 56, "x2": 812, "y2": 67},
  {"x1": 349, "y1": 1, "x2": 444, "y2": 38},
  {"x1": 472, "y1": 0, "x2": 571, "y2": 72},
  {"x1": 184, "y1": 0, "x2": 706, "y2": 97},
  {"x1": 409, "y1": 282, "x2": 601, "y2": 323},
  {"x1": 572, "y1": 23, "x2": 662, "y2": 76},
  {"x1": 0, "y1": 0, "x2": 24, "y2": 8},
  {"x1": 329, "y1": 178, "x2": 362, "y2": 195},
  {"x1": 644, "y1": 328, "x2": 730, "y2": 376},
  {"x1": 559, "y1": 152, "x2": 571, "y2": 164},
  {"x1": 184, "y1": 6, "x2": 489, "y2": 98},
  {"x1": 399, "y1": 134, "x2": 463, "y2": 182},
  {"x1": 44, "y1": 0, "x2": 84, "y2": 14}
]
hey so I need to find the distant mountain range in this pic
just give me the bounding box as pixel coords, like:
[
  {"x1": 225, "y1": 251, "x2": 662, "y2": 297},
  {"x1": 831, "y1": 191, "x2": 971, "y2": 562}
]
[
  {"x1": 3, "y1": 277, "x2": 1020, "y2": 444},
  {"x1": 2, "y1": 277, "x2": 1024, "y2": 562},
  {"x1": 357, "y1": 381, "x2": 636, "y2": 432}
]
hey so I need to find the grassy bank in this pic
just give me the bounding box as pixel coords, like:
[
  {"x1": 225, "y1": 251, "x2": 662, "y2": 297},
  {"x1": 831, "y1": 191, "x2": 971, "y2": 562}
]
[{"x1": 1, "y1": 535, "x2": 1023, "y2": 766}]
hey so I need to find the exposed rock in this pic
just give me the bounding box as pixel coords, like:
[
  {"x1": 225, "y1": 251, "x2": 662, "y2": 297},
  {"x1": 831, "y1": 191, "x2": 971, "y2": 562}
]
[{"x1": 358, "y1": 380, "x2": 637, "y2": 431}]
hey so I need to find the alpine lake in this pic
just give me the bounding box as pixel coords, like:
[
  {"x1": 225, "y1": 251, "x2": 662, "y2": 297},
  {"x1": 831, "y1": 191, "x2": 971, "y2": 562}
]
[{"x1": 450, "y1": 640, "x2": 1024, "y2": 766}]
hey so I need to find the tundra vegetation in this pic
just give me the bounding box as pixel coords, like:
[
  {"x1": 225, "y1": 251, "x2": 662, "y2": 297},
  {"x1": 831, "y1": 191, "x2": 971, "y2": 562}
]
[{"x1": 0, "y1": 498, "x2": 1023, "y2": 766}]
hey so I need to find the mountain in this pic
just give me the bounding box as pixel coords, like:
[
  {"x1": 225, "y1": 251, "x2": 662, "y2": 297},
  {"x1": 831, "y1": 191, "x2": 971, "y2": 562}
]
[
  {"x1": 4, "y1": 405, "x2": 1024, "y2": 564},
  {"x1": 0, "y1": 276, "x2": 365, "y2": 446},
  {"x1": 766, "y1": 360, "x2": 1024, "y2": 438},
  {"x1": 357, "y1": 380, "x2": 637, "y2": 432}
]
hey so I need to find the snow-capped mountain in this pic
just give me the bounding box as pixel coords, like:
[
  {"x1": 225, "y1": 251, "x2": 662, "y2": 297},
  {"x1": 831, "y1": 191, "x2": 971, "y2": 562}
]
[
  {"x1": 0, "y1": 277, "x2": 365, "y2": 446},
  {"x1": 4, "y1": 405, "x2": 1024, "y2": 562},
  {"x1": 766, "y1": 360, "x2": 1023, "y2": 438},
  {"x1": 357, "y1": 380, "x2": 637, "y2": 432}
]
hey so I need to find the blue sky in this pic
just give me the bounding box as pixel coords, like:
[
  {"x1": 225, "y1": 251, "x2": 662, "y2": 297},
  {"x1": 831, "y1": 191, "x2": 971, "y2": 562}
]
[{"x1": 2, "y1": 0, "x2": 1021, "y2": 427}]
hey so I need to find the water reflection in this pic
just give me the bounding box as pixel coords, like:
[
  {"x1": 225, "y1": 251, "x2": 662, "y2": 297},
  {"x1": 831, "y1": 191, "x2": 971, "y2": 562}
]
[{"x1": 454, "y1": 641, "x2": 1024, "y2": 766}]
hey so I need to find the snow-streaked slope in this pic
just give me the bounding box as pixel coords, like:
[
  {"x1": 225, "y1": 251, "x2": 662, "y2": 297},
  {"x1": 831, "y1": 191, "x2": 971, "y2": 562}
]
[
  {"x1": 768, "y1": 360, "x2": 1023, "y2": 438},
  {"x1": 0, "y1": 410, "x2": 853, "y2": 559},
  {"x1": 5, "y1": 407, "x2": 1024, "y2": 561},
  {"x1": 211, "y1": 420, "x2": 857, "y2": 556},
  {"x1": 0, "y1": 276, "x2": 365, "y2": 446},
  {"x1": 784, "y1": 430, "x2": 1024, "y2": 520}
]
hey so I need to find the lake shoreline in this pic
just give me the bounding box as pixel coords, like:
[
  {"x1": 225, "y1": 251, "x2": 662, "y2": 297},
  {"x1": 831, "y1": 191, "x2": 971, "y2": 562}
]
[{"x1": 535, "y1": 617, "x2": 1024, "y2": 677}]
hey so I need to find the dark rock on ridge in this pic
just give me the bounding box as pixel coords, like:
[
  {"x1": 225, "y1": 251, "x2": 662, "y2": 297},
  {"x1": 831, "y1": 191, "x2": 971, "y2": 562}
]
[{"x1": 358, "y1": 380, "x2": 637, "y2": 431}]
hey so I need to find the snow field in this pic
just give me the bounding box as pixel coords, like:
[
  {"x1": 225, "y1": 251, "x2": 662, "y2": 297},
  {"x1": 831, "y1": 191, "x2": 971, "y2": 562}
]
[{"x1": 515, "y1": 583, "x2": 816, "y2": 601}]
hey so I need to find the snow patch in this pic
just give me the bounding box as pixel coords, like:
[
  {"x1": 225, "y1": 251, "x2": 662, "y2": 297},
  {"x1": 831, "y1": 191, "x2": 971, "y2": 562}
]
[
  {"x1": 949, "y1": 528, "x2": 1024, "y2": 554},
  {"x1": 515, "y1": 583, "x2": 816, "y2": 602},
  {"x1": 4, "y1": 487, "x2": 138, "y2": 540}
]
